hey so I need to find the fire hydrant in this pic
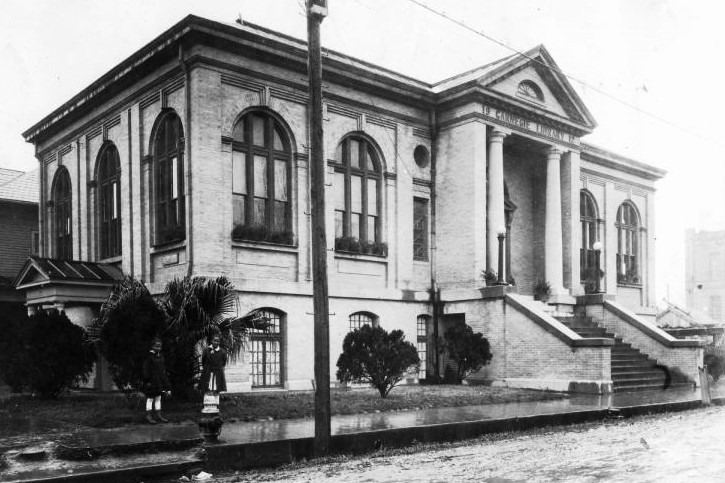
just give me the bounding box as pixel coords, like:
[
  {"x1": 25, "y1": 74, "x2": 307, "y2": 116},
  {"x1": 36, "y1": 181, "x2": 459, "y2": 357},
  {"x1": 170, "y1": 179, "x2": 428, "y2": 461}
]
[{"x1": 198, "y1": 391, "x2": 223, "y2": 441}]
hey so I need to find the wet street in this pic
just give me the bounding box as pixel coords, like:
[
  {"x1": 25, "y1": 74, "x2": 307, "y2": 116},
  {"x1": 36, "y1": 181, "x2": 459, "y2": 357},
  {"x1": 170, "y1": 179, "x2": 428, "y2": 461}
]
[{"x1": 224, "y1": 405, "x2": 725, "y2": 482}]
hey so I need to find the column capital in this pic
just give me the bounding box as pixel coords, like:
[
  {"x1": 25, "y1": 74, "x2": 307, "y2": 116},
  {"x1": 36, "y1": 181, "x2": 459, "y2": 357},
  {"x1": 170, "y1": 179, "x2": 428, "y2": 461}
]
[
  {"x1": 488, "y1": 126, "x2": 511, "y2": 142},
  {"x1": 544, "y1": 146, "x2": 562, "y2": 158}
]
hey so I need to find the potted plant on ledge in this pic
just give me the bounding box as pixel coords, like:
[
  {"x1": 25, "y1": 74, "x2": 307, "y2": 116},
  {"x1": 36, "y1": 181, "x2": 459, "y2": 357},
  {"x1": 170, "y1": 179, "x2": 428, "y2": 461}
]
[{"x1": 533, "y1": 279, "x2": 551, "y2": 302}]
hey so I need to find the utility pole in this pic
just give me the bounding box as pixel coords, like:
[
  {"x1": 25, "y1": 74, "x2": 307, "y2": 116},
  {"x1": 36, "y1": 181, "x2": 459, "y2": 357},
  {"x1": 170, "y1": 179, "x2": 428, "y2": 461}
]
[{"x1": 307, "y1": 0, "x2": 331, "y2": 456}]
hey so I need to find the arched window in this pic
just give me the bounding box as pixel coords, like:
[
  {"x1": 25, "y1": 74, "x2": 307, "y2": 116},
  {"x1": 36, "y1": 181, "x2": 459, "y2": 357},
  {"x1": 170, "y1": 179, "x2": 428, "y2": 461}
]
[
  {"x1": 349, "y1": 311, "x2": 378, "y2": 332},
  {"x1": 580, "y1": 190, "x2": 599, "y2": 281},
  {"x1": 97, "y1": 143, "x2": 121, "y2": 259},
  {"x1": 332, "y1": 135, "x2": 383, "y2": 248},
  {"x1": 416, "y1": 315, "x2": 430, "y2": 381},
  {"x1": 249, "y1": 308, "x2": 284, "y2": 388},
  {"x1": 616, "y1": 202, "x2": 640, "y2": 285},
  {"x1": 52, "y1": 167, "x2": 72, "y2": 259},
  {"x1": 153, "y1": 112, "x2": 185, "y2": 244},
  {"x1": 231, "y1": 111, "x2": 292, "y2": 244},
  {"x1": 517, "y1": 80, "x2": 544, "y2": 101}
]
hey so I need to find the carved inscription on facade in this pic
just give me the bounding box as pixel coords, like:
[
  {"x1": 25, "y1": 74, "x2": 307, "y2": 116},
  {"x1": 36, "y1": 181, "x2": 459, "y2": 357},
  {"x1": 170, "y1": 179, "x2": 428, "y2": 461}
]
[{"x1": 482, "y1": 104, "x2": 579, "y2": 146}]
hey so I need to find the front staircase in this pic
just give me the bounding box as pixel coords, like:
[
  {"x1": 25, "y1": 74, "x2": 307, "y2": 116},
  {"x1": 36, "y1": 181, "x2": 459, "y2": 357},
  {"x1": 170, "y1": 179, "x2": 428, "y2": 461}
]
[{"x1": 556, "y1": 315, "x2": 694, "y2": 392}]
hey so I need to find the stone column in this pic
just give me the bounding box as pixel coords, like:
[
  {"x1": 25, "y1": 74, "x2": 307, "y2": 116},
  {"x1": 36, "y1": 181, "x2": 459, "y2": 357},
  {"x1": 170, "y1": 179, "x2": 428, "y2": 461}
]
[
  {"x1": 561, "y1": 150, "x2": 581, "y2": 293},
  {"x1": 545, "y1": 147, "x2": 565, "y2": 294},
  {"x1": 487, "y1": 128, "x2": 508, "y2": 273}
]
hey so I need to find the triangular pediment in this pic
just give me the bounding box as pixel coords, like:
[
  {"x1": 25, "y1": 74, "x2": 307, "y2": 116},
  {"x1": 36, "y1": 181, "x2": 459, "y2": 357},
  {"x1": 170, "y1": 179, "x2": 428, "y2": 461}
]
[
  {"x1": 480, "y1": 45, "x2": 596, "y2": 130},
  {"x1": 434, "y1": 45, "x2": 596, "y2": 132},
  {"x1": 14, "y1": 258, "x2": 51, "y2": 289}
]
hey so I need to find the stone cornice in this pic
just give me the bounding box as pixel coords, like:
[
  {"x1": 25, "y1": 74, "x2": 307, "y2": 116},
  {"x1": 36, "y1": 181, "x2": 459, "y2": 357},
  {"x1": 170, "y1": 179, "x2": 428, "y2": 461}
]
[
  {"x1": 581, "y1": 143, "x2": 666, "y2": 182},
  {"x1": 190, "y1": 55, "x2": 429, "y2": 130},
  {"x1": 580, "y1": 168, "x2": 657, "y2": 193}
]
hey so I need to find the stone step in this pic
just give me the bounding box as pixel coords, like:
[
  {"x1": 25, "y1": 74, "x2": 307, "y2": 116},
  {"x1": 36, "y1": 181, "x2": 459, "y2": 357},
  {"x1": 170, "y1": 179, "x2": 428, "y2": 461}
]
[
  {"x1": 614, "y1": 380, "x2": 695, "y2": 392},
  {"x1": 612, "y1": 372, "x2": 667, "y2": 382},
  {"x1": 554, "y1": 312, "x2": 695, "y2": 393},
  {"x1": 612, "y1": 351, "x2": 647, "y2": 362},
  {"x1": 611, "y1": 363, "x2": 660, "y2": 372}
]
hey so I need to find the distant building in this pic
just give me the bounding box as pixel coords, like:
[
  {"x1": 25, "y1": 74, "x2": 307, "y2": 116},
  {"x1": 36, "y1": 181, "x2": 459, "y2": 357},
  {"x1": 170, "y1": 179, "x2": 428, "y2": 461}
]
[
  {"x1": 657, "y1": 301, "x2": 724, "y2": 347},
  {"x1": 686, "y1": 229, "x2": 725, "y2": 324},
  {"x1": 17, "y1": 15, "x2": 701, "y2": 393},
  {"x1": 0, "y1": 168, "x2": 38, "y2": 311}
]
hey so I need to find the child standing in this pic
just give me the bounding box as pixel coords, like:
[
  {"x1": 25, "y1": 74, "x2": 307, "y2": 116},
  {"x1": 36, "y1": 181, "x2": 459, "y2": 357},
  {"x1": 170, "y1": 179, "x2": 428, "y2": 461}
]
[
  {"x1": 142, "y1": 337, "x2": 171, "y2": 424},
  {"x1": 200, "y1": 335, "x2": 227, "y2": 393}
]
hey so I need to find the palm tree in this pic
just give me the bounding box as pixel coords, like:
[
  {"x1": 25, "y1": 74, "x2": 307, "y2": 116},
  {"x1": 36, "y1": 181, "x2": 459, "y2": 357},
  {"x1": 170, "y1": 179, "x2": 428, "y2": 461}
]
[{"x1": 161, "y1": 276, "x2": 266, "y2": 399}]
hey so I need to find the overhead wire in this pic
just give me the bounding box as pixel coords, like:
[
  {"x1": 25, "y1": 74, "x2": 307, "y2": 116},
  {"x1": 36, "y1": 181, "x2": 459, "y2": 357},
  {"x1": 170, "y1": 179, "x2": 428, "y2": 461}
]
[{"x1": 405, "y1": 0, "x2": 723, "y2": 148}]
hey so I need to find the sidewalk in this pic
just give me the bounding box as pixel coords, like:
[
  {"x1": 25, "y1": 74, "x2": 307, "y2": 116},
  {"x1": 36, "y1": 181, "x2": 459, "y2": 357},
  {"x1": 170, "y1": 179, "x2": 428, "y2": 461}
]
[{"x1": 2, "y1": 385, "x2": 723, "y2": 482}]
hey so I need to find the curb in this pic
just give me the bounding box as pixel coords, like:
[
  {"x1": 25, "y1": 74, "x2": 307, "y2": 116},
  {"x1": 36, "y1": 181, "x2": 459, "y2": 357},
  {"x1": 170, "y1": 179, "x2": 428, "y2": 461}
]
[
  {"x1": 3, "y1": 459, "x2": 204, "y2": 483},
  {"x1": 205, "y1": 397, "x2": 721, "y2": 470},
  {"x1": 7, "y1": 396, "x2": 724, "y2": 481}
]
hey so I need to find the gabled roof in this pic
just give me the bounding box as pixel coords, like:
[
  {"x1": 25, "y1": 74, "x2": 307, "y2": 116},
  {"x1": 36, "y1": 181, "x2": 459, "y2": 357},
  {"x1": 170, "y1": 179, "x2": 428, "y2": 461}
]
[
  {"x1": 0, "y1": 168, "x2": 39, "y2": 204},
  {"x1": 434, "y1": 45, "x2": 596, "y2": 133},
  {"x1": 0, "y1": 168, "x2": 24, "y2": 185},
  {"x1": 656, "y1": 301, "x2": 722, "y2": 329},
  {"x1": 15, "y1": 257, "x2": 124, "y2": 290}
]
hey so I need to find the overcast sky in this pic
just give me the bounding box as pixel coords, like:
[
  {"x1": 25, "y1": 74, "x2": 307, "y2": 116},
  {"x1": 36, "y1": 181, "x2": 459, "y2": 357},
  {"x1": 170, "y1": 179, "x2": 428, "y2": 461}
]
[{"x1": 1, "y1": 0, "x2": 723, "y2": 305}]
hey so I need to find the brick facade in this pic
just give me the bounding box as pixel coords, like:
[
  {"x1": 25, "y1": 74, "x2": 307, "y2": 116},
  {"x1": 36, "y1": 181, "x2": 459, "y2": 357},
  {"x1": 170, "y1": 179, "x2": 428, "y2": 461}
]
[{"x1": 20, "y1": 15, "x2": 675, "y2": 393}]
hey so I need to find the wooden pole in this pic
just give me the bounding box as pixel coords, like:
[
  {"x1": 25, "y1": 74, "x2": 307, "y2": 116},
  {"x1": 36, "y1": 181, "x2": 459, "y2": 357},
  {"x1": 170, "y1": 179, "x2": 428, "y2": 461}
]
[{"x1": 307, "y1": 0, "x2": 331, "y2": 456}]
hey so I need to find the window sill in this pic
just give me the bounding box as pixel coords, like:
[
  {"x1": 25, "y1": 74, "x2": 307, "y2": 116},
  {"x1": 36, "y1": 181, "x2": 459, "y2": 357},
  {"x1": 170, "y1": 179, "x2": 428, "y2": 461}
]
[
  {"x1": 617, "y1": 283, "x2": 642, "y2": 288},
  {"x1": 151, "y1": 240, "x2": 186, "y2": 254},
  {"x1": 232, "y1": 239, "x2": 298, "y2": 253},
  {"x1": 413, "y1": 258, "x2": 430, "y2": 264},
  {"x1": 335, "y1": 251, "x2": 388, "y2": 262},
  {"x1": 98, "y1": 255, "x2": 122, "y2": 264}
]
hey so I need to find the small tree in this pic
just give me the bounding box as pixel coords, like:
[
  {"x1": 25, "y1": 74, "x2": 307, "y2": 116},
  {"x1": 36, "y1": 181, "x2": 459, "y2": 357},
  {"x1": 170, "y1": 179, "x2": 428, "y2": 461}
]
[
  {"x1": 95, "y1": 276, "x2": 165, "y2": 394},
  {"x1": 441, "y1": 321, "x2": 492, "y2": 383},
  {"x1": 25, "y1": 309, "x2": 95, "y2": 398},
  {"x1": 705, "y1": 353, "x2": 725, "y2": 382},
  {"x1": 336, "y1": 324, "x2": 420, "y2": 398}
]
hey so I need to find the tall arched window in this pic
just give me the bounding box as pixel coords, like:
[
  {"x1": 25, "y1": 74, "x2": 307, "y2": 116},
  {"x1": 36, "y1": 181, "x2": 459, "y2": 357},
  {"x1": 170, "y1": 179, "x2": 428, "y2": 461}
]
[
  {"x1": 153, "y1": 112, "x2": 185, "y2": 244},
  {"x1": 52, "y1": 167, "x2": 72, "y2": 259},
  {"x1": 416, "y1": 315, "x2": 430, "y2": 381},
  {"x1": 249, "y1": 308, "x2": 284, "y2": 388},
  {"x1": 616, "y1": 202, "x2": 640, "y2": 285},
  {"x1": 332, "y1": 135, "x2": 383, "y2": 247},
  {"x1": 580, "y1": 190, "x2": 599, "y2": 280},
  {"x1": 97, "y1": 143, "x2": 121, "y2": 259},
  {"x1": 349, "y1": 311, "x2": 378, "y2": 332},
  {"x1": 231, "y1": 111, "x2": 292, "y2": 244}
]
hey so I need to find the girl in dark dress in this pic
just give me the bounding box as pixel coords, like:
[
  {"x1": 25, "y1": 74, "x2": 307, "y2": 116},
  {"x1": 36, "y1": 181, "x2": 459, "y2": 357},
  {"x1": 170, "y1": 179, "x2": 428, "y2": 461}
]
[
  {"x1": 200, "y1": 335, "x2": 227, "y2": 393},
  {"x1": 142, "y1": 338, "x2": 171, "y2": 424}
]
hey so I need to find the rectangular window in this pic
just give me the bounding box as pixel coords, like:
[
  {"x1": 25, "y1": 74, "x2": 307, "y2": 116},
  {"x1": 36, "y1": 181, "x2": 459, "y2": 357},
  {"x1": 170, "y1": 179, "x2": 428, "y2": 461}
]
[
  {"x1": 252, "y1": 115, "x2": 265, "y2": 146},
  {"x1": 112, "y1": 182, "x2": 118, "y2": 220},
  {"x1": 413, "y1": 198, "x2": 429, "y2": 261},
  {"x1": 232, "y1": 152, "x2": 247, "y2": 194},
  {"x1": 171, "y1": 157, "x2": 178, "y2": 200},
  {"x1": 253, "y1": 155, "x2": 267, "y2": 225},
  {"x1": 710, "y1": 295, "x2": 723, "y2": 322},
  {"x1": 349, "y1": 139, "x2": 360, "y2": 168},
  {"x1": 30, "y1": 231, "x2": 39, "y2": 256}
]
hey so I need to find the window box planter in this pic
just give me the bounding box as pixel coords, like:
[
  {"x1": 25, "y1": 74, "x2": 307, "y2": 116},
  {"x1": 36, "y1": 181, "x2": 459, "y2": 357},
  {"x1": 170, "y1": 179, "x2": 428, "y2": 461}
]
[
  {"x1": 617, "y1": 273, "x2": 641, "y2": 286},
  {"x1": 231, "y1": 224, "x2": 294, "y2": 246},
  {"x1": 156, "y1": 225, "x2": 186, "y2": 246},
  {"x1": 335, "y1": 237, "x2": 387, "y2": 257}
]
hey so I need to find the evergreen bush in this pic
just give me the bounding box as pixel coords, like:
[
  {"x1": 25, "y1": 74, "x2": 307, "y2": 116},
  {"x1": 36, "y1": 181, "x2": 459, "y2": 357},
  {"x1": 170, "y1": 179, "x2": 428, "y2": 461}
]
[
  {"x1": 440, "y1": 321, "x2": 492, "y2": 383},
  {"x1": 25, "y1": 309, "x2": 95, "y2": 398},
  {"x1": 336, "y1": 324, "x2": 420, "y2": 398}
]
